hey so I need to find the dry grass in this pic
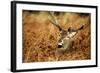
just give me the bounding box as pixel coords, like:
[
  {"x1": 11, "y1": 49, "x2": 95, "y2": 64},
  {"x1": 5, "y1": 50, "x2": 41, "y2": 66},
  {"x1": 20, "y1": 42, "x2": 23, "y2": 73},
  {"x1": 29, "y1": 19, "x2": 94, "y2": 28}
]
[{"x1": 22, "y1": 10, "x2": 91, "y2": 63}]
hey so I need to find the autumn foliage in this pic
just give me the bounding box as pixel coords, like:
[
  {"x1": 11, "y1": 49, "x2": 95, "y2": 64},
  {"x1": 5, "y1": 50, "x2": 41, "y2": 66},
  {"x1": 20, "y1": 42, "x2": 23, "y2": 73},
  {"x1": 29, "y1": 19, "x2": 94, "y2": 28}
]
[{"x1": 22, "y1": 10, "x2": 91, "y2": 63}]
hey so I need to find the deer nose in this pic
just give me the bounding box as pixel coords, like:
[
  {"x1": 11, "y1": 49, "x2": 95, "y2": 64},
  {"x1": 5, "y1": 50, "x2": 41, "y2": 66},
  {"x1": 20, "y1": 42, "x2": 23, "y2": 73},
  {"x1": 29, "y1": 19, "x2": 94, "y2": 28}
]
[
  {"x1": 58, "y1": 45, "x2": 63, "y2": 48},
  {"x1": 58, "y1": 40, "x2": 63, "y2": 48},
  {"x1": 58, "y1": 42, "x2": 63, "y2": 48}
]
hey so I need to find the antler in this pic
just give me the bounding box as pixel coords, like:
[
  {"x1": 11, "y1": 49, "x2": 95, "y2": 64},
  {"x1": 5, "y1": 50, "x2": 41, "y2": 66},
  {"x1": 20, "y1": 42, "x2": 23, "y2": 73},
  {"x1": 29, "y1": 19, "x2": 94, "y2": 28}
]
[
  {"x1": 48, "y1": 11, "x2": 62, "y2": 31},
  {"x1": 68, "y1": 24, "x2": 84, "y2": 32},
  {"x1": 48, "y1": 11, "x2": 86, "y2": 41}
]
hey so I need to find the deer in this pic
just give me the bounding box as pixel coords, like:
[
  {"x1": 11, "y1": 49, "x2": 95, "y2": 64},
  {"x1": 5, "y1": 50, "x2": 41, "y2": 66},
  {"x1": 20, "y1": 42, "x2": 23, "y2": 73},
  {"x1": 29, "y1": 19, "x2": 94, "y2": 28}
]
[{"x1": 48, "y1": 11, "x2": 85, "y2": 53}]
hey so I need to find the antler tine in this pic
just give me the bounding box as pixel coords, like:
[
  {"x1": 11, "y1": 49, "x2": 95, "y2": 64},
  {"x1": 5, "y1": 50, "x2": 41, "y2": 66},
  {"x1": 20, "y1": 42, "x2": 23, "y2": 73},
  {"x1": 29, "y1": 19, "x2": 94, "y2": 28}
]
[
  {"x1": 48, "y1": 11, "x2": 62, "y2": 31},
  {"x1": 68, "y1": 24, "x2": 86, "y2": 32},
  {"x1": 49, "y1": 12, "x2": 59, "y2": 25}
]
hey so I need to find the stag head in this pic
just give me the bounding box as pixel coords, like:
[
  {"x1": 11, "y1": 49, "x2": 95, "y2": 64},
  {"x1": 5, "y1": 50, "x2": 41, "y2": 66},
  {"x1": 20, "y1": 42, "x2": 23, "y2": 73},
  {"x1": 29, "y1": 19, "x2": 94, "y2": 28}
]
[{"x1": 48, "y1": 11, "x2": 85, "y2": 52}]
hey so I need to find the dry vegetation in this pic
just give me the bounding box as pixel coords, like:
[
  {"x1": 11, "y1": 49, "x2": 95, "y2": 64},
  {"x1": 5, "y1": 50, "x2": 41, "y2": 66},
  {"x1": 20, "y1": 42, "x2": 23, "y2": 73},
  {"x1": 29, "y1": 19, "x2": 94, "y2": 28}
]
[{"x1": 22, "y1": 10, "x2": 91, "y2": 63}]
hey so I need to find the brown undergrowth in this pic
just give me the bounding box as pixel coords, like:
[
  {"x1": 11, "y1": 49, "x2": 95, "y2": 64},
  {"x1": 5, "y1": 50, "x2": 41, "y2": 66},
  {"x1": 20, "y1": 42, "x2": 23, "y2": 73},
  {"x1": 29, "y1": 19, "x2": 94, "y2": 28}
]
[{"x1": 22, "y1": 10, "x2": 91, "y2": 63}]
